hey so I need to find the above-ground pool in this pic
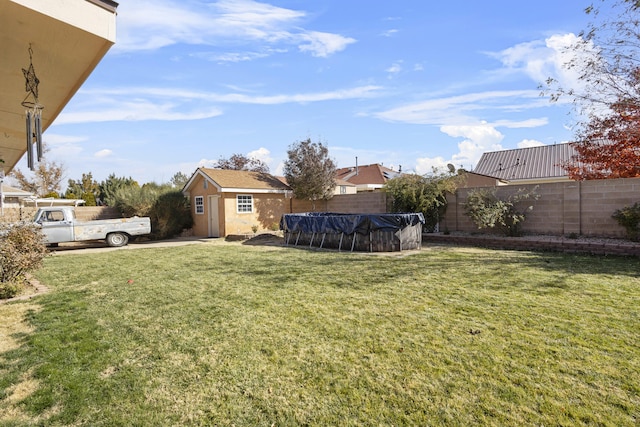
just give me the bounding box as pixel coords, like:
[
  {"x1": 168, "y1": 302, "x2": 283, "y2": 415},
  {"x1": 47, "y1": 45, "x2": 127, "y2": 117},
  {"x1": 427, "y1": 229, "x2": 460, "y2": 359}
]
[{"x1": 280, "y1": 212, "x2": 425, "y2": 252}]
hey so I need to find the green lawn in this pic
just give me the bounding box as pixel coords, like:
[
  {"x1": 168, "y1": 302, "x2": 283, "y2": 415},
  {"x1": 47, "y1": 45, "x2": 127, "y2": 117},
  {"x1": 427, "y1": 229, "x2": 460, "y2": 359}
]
[{"x1": 1, "y1": 241, "x2": 639, "y2": 426}]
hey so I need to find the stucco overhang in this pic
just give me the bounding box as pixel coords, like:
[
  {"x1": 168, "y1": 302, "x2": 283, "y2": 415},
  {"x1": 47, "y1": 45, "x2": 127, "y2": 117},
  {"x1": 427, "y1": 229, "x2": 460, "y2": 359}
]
[{"x1": 0, "y1": 0, "x2": 118, "y2": 174}]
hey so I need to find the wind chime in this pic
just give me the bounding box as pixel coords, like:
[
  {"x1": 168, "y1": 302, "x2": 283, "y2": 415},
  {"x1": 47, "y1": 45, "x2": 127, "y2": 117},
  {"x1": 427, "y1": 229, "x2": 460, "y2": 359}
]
[{"x1": 22, "y1": 44, "x2": 43, "y2": 171}]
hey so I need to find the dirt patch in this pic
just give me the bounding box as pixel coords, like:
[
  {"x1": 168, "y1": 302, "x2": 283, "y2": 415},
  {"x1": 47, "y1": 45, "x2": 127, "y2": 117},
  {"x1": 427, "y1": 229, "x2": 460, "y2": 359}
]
[{"x1": 240, "y1": 233, "x2": 285, "y2": 246}]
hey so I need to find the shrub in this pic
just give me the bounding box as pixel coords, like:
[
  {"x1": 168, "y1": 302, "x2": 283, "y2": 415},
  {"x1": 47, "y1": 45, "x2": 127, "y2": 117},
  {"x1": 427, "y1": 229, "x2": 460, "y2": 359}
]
[
  {"x1": 384, "y1": 170, "x2": 463, "y2": 232},
  {"x1": 148, "y1": 191, "x2": 193, "y2": 240},
  {"x1": 464, "y1": 186, "x2": 539, "y2": 237},
  {"x1": 612, "y1": 202, "x2": 640, "y2": 241},
  {"x1": 111, "y1": 184, "x2": 193, "y2": 240},
  {"x1": 0, "y1": 222, "x2": 49, "y2": 299},
  {"x1": 112, "y1": 184, "x2": 166, "y2": 217},
  {"x1": 82, "y1": 192, "x2": 97, "y2": 206}
]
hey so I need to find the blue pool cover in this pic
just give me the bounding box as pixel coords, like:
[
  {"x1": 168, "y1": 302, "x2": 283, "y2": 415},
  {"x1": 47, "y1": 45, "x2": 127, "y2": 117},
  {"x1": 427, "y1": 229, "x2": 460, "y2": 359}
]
[{"x1": 280, "y1": 212, "x2": 425, "y2": 235}]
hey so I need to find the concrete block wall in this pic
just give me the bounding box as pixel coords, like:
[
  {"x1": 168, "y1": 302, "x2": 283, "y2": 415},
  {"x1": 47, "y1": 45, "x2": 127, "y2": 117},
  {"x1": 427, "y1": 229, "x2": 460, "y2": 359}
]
[
  {"x1": 0, "y1": 207, "x2": 36, "y2": 223},
  {"x1": 442, "y1": 177, "x2": 640, "y2": 238},
  {"x1": 0, "y1": 206, "x2": 122, "y2": 224},
  {"x1": 291, "y1": 192, "x2": 388, "y2": 214},
  {"x1": 74, "y1": 206, "x2": 122, "y2": 221}
]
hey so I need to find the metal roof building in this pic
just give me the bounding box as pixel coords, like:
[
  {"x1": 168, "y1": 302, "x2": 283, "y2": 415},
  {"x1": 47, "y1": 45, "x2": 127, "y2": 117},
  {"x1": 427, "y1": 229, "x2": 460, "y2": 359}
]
[{"x1": 473, "y1": 144, "x2": 576, "y2": 184}]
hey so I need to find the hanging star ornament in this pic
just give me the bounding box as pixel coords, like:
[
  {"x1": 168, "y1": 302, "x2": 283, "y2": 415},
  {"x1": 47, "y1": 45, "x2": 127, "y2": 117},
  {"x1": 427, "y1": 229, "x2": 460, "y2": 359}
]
[{"x1": 22, "y1": 62, "x2": 39, "y2": 100}]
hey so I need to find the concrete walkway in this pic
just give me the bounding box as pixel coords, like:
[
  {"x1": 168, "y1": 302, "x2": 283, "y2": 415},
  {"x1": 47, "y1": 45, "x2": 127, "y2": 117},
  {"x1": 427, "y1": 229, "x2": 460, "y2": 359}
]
[{"x1": 50, "y1": 236, "x2": 220, "y2": 255}]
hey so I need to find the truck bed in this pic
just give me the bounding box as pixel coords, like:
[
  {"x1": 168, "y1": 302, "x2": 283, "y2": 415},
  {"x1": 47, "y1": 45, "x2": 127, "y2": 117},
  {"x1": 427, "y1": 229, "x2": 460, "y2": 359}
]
[{"x1": 72, "y1": 217, "x2": 151, "y2": 241}]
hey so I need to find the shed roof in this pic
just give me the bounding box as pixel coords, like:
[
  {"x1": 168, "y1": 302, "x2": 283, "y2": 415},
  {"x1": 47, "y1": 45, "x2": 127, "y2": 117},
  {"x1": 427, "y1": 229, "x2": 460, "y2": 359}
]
[
  {"x1": 474, "y1": 144, "x2": 576, "y2": 182},
  {"x1": 185, "y1": 168, "x2": 291, "y2": 193}
]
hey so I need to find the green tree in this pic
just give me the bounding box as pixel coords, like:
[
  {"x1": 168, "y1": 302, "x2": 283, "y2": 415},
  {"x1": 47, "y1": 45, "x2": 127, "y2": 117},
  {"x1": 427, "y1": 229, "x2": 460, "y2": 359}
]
[
  {"x1": 112, "y1": 182, "x2": 171, "y2": 217},
  {"x1": 99, "y1": 174, "x2": 138, "y2": 206},
  {"x1": 109, "y1": 182, "x2": 193, "y2": 239},
  {"x1": 283, "y1": 138, "x2": 336, "y2": 208},
  {"x1": 148, "y1": 191, "x2": 193, "y2": 239},
  {"x1": 384, "y1": 169, "x2": 463, "y2": 232},
  {"x1": 66, "y1": 172, "x2": 99, "y2": 205},
  {"x1": 214, "y1": 153, "x2": 270, "y2": 173},
  {"x1": 170, "y1": 171, "x2": 189, "y2": 189}
]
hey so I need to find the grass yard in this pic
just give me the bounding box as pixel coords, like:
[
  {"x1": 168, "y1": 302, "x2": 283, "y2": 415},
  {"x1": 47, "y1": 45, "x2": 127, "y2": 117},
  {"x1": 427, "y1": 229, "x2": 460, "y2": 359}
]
[{"x1": 0, "y1": 241, "x2": 639, "y2": 426}]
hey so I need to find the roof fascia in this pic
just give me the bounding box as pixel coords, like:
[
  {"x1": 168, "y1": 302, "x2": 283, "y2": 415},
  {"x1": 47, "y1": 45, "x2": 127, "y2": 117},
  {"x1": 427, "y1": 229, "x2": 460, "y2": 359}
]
[
  {"x1": 182, "y1": 169, "x2": 222, "y2": 194},
  {"x1": 219, "y1": 188, "x2": 288, "y2": 194}
]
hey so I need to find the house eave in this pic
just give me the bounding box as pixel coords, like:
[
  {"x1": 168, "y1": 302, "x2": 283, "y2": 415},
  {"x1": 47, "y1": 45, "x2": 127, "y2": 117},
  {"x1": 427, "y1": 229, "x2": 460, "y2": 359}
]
[
  {"x1": 219, "y1": 188, "x2": 288, "y2": 194},
  {"x1": 499, "y1": 176, "x2": 573, "y2": 186}
]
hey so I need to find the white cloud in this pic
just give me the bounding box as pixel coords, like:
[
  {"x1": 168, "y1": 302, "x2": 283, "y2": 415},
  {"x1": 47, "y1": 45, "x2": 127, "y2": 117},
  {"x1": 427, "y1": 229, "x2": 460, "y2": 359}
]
[
  {"x1": 386, "y1": 62, "x2": 402, "y2": 76},
  {"x1": 193, "y1": 51, "x2": 272, "y2": 63},
  {"x1": 197, "y1": 158, "x2": 217, "y2": 168},
  {"x1": 517, "y1": 139, "x2": 545, "y2": 148},
  {"x1": 381, "y1": 29, "x2": 399, "y2": 37},
  {"x1": 491, "y1": 118, "x2": 548, "y2": 128},
  {"x1": 95, "y1": 149, "x2": 113, "y2": 158},
  {"x1": 375, "y1": 90, "x2": 540, "y2": 126},
  {"x1": 441, "y1": 122, "x2": 505, "y2": 167},
  {"x1": 57, "y1": 100, "x2": 223, "y2": 124},
  {"x1": 42, "y1": 133, "x2": 88, "y2": 145},
  {"x1": 488, "y1": 33, "x2": 594, "y2": 95},
  {"x1": 248, "y1": 147, "x2": 272, "y2": 164},
  {"x1": 415, "y1": 156, "x2": 449, "y2": 175},
  {"x1": 115, "y1": 0, "x2": 355, "y2": 58},
  {"x1": 298, "y1": 31, "x2": 356, "y2": 57},
  {"x1": 59, "y1": 85, "x2": 381, "y2": 124}
]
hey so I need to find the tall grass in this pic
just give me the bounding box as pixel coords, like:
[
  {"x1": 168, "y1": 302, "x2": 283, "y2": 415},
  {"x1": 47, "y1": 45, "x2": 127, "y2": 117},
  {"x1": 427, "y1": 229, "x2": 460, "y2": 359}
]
[{"x1": 1, "y1": 243, "x2": 638, "y2": 426}]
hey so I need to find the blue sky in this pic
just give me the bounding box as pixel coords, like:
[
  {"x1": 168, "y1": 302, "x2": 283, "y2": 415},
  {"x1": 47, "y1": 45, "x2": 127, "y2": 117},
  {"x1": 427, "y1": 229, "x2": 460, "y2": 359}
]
[{"x1": 30, "y1": 0, "x2": 599, "y2": 185}]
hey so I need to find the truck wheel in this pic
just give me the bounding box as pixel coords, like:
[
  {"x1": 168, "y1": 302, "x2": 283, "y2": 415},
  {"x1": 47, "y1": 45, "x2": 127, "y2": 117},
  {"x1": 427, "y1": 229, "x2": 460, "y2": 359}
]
[{"x1": 106, "y1": 232, "x2": 129, "y2": 247}]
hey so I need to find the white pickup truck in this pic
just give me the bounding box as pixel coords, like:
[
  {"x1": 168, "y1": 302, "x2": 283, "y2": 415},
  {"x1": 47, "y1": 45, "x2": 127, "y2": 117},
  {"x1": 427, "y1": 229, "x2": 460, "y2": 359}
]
[{"x1": 34, "y1": 206, "x2": 151, "y2": 247}]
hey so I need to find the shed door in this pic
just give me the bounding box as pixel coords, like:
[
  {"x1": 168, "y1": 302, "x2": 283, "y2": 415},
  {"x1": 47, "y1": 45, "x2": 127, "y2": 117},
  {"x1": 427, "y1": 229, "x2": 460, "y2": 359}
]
[{"x1": 208, "y1": 195, "x2": 220, "y2": 237}]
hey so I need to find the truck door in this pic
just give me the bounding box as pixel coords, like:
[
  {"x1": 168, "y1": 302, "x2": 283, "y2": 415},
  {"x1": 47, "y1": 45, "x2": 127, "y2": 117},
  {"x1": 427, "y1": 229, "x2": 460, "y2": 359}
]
[{"x1": 38, "y1": 209, "x2": 74, "y2": 243}]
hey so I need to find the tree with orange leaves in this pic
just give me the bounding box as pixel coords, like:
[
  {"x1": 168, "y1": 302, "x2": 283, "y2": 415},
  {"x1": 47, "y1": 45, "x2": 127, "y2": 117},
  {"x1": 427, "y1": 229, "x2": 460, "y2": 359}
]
[
  {"x1": 564, "y1": 90, "x2": 640, "y2": 179},
  {"x1": 546, "y1": 1, "x2": 640, "y2": 180}
]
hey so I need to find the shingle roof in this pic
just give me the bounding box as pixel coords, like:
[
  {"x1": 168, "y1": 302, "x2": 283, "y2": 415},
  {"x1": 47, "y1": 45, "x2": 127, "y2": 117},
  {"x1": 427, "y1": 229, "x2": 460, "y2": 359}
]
[
  {"x1": 199, "y1": 168, "x2": 291, "y2": 192},
  {"x1": 473, "y1": 144, "x2": 576, "y2": 182},
  {"x1": 335, "y1": 164, "x2": 401, "y2": 185}
]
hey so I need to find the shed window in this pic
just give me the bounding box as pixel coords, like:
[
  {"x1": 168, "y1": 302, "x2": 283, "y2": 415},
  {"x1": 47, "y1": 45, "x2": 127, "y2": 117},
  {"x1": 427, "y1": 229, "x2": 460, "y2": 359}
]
[
  {"x1": 237, "y1": 195, "x2": 253, "y2": 213},
  {"x1": 340, "y1": 185, "x2": 347, "y2": 194},
  {"x1": 194, "y1": 196, "x2": 204, "y2": 214}
]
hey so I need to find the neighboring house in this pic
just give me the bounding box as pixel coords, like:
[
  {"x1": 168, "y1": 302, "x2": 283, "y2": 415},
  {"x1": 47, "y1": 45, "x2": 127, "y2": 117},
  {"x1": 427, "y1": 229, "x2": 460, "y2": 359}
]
[
  {"x1": 473, "y1": 144, "x2": 576, "y2": 185},
  {"x1": 0, "y1": 183, "x2": 34, "y2": 211},
  {"x1": 275, "y1": 176, "x2": 357, "y2": 196},
  {"x1": 333, "y1": 178, "x2": 358, "y2": 195},
  {"x1": 335, "y1": 163, "x2": 402, "y2": 192},
  {"x1": 182, "y1": 168, "x2": 292, "y2": 237}
]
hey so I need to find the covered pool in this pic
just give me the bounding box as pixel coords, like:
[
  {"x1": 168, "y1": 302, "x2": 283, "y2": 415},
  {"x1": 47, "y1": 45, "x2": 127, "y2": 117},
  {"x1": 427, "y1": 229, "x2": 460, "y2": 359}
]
[{"x1": 280, "y1": 212, "x2": 425, "y2": 252}]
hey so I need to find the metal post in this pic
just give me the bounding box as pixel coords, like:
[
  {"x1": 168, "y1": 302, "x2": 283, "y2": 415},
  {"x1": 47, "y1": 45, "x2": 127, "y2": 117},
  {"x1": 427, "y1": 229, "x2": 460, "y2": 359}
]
[{"x1": 0, "y1": 171, "x2": 4, "y2": 216}]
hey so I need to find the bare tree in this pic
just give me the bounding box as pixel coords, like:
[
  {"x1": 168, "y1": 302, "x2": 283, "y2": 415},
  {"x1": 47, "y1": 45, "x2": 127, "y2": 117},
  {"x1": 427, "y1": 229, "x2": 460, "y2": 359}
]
[{"x1": 10, "y1": 145, "x2": 65, "y2": 197}]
